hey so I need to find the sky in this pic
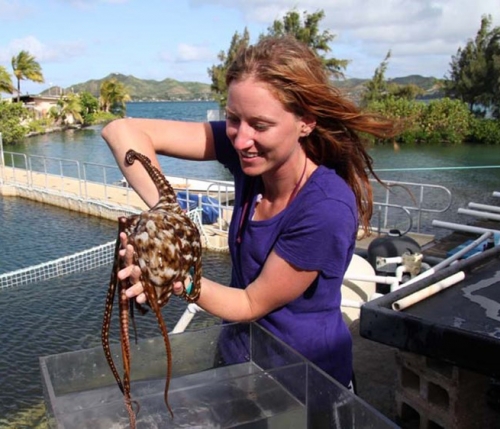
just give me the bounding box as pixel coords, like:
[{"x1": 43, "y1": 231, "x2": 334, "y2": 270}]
[{"x1": 1, "y1": 0, "x2": 499, "y2": 95}]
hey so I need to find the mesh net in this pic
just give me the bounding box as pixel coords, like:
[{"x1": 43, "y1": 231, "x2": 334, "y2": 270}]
[{"x1": 0, "y1": 208, "x2": 217, "y2": 289}]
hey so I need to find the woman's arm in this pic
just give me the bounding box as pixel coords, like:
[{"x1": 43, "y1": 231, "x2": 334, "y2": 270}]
[
  {"x1": 197, "y1": 250, "x2": 318, "y2": 321},
  {"x1": 119, "y1": 234, "x2": 318, "y2": 322},
  {"x1": 101, "y1": 118, "x2": 217, "y2": 207}
]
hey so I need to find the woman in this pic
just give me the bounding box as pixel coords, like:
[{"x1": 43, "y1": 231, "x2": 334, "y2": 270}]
[{"x1": 101, "y1": 36, "x2": 395, "y2": 389}]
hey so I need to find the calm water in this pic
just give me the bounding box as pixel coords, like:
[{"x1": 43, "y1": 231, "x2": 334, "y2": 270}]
[{"x1": 2, "y1": 101, "x2": 500, "y2": 428}]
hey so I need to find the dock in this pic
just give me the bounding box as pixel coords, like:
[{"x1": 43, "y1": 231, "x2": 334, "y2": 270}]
[{"x1": 0, "y1": 166, "x2": 232, "y2": 250}]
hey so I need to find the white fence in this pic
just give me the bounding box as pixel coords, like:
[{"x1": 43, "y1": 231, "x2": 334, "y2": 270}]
[{"x1": 0, "y1": 241, "x2": 115, "y2": 289}]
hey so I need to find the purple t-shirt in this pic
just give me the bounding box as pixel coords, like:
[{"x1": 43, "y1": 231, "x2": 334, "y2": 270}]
[{"x1": 210, "y1": 121, "x2": 357, "y2": 386}]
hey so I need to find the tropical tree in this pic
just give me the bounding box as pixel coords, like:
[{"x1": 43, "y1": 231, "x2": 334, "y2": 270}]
[
  {"x1": 0, "y1": 66, "x2": 14, "y2": 97},
  {"x1": 55, "y1": 93, "x2": 83, "y2": 125},
  {"x1": 208, "y1": 9, "x2": 349, "y2": 107},
  {"x1": 0, "y1": 102, "x2": 29, "y2": 144},
  {"x1": 99, "y1": 78, "x2": 131, "y2": 116},
  {"x1": 388, "y1": 83, "x2": 425, "y2": 100},
  {"x1": 11, "y1": 50, "x2": 45, "y2": 102},
  {"x1": 444, "y1": 15, "x2": 500, "y2": 117},
  {"x1": 207, "y1": 28, "x2": 250, "y2": 107},
  {"x1": 362, "y1": 50, "x2": 392, "y2": 105},
  {"x1": 265, "y1": 9, "x2": 349, "y2": 78},
  {"x1": 79, "y1": 91, "x2": 99, "y2": 124},
  {"x1": 362, "y1": 50, "x2": 426, "y2": 106}
]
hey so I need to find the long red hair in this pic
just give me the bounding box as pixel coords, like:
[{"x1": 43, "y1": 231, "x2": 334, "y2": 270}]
[{"x1": 226, "y1": 36, "x2": 397, "y2": 235}]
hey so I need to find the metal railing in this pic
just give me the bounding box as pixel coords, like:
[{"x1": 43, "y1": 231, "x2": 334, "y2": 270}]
[
  {"x1": 1, "y1": 150, "x2": 453, "y2": 238},
  {"x1": 1, "y1": 150, "x2": 235, "y2": 234},
  {"x1": 369, "y1": 179, "x2": 452, "y2": 235}
]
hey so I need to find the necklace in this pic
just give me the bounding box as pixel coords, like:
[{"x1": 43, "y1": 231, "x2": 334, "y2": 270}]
[
  {"x1": 237, "y1": 156, "x2": 309, "y2": 244},
  {"x1": 286, "y1": 155, "x2": 308, "y2": 207},
  {"x1": 256, "y1": 156, "x2": 308, "y2": 207}
]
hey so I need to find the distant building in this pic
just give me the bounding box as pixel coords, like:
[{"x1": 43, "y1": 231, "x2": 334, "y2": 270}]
[{"x1": 7, "y1": 94, "x2": 59, "y2": 119}]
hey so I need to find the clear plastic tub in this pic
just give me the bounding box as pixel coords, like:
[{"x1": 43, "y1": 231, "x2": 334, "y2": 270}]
[{"x1": 40, "y1": 322, "x2": 397, "y2": 428}]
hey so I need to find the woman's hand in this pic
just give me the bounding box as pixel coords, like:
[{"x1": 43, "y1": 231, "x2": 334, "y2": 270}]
[{"x1": 117, "y1": 232, "x2": 185, "y2": 304}]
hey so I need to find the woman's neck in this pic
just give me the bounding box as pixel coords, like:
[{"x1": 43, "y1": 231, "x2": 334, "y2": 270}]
[{"x1": 255, "y1": 154, "x2": 316, "y2": 220}]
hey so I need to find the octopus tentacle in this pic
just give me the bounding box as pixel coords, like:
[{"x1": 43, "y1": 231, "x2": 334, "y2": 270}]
[
  {"x1": 104, "y1": 149, "x2": 203, "y2": 429},
  {"x1": 119, "y1": 283, "x2": 136, "y2": 427},
  {"x1": 141, "y1": 278, "x2": 174, "y2": 418},
  {"x1": 125, "y1": 149, "x2": 179, "y2": 209},
  {"x1": 101, "y1": 230, "x2": 125, "y2": 395}
]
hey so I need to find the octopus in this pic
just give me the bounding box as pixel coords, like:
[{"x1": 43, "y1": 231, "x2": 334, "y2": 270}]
[{"x1": 101, "y1": 149, "x2": 202, "y2": 428}]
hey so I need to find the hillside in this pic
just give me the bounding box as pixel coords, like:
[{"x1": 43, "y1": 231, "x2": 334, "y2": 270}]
[
  {"x1": 42, "y1": 73, "x2": 442, "y2": 102},
  {"x1": 333, "y1": 75, "x2": 443, "y2": 100},
  {"x1": 47, "y1": 73, "x2": 213, "y2": 101}
]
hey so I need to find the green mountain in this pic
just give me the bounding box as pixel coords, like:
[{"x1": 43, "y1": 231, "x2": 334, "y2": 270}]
[
  {"x1": 333, "y1": 75, "x2": 443, "y2": 100},
  {"x1": 44, "y1": 73, "x2": 441, "y2": 102},
  {"x1": 53, "y1": 73, "x2": 213, "y2": 101}
]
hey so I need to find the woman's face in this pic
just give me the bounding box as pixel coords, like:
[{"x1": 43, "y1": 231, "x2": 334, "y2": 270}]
[{"x1": 225, "y1": 77, "x2": 313, "y2": 177}]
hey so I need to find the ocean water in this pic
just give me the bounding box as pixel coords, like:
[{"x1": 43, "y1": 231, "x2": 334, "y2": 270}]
[
  {"x1": 0, "y1": 197, "x2": 232, "y2": 429},
  {"x1": 2, "y1": 101, "x2": 500, "y2": 428},
  {"x1": 1, "y1": 101, "x2": 231, "y2": 429}
]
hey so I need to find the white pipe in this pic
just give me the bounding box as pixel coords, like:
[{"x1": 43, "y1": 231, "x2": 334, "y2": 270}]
[
  {"x1": 345, "y1": 273, "x2": 398, "y2": 285},
  {"x1": 432, "y1": 220, "x2": 500, "y2": 235},
  {"x1": 399, "y1": 231, "x2": 492, "y2": 288},
  {"x1": 340, "y1": 299, "x2": 362, "y2": 309},
  {"x1": 468, "y1": 202, "x2": 500, "y2": 213},
  {"x1": 172, "y1": 303, "x2": 204, "y2": 334},
  {"x1": 344, "y1": 272, "x2": 400, "y2": 293},
  {"x1": 376, "y1": 255, "x2": 403, "y2": 269},
  {"x1": 457, "y1": 208, "x2": 500, "y2": 221},
  {"x1": 392, "y1": 271, "x2": 465, "y2": 311},
  {"x1": 395, "y1": 265, "x2": 407, "y2": 282},
  {"x1": 493, "y1": 191, "x2": 500, "y2": 198}
]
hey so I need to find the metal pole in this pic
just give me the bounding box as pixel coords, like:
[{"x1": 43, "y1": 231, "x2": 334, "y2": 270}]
[
  {"x1": 457, "y1": 208, "x2": 500, "y2": 221},
  {"x1": 468, "y1": 202, "x2": 500, "y2": 213},
  {"x1": 432, "y1": 220, "x2": 500, "y2": 235},
  {"x1": 0, "y1": 132, "x2": 4, "y2": 167},
  {"x1": 0, "y1": 132, "x2": 4, "y2": 184}
]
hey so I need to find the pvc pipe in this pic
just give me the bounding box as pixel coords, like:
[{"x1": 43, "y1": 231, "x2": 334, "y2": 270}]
[
  {"x1": 392, "y1": 271, "x2": 465, "y2": 311},
  {"x1": 345, "y1": 273, "x2": 400, "y2": 293},
  {"x1": 432, "y1": 220, "x2": 500, "y2": 235},
  {"x1": 400, "y1": 231, "x2": 493, "y2": 288},
  {"x1": 371, "y1": 245, "x2": 500, "y2": 311},
  {"x1": 395, "y1": 265, "x2": 408, "y2": 282},
  {"x1": 172, "y1": 303, "x2": 204, "y2": 334},
  {"x1": 493, "y1": 191, "x2": 500, "y2": 198},
  {"x1": 376, "y1": 256, "x2": 403, "y2": 269},
  {"x1": 457, "y1": 208, "x2": 500, "y2": 221},
  {"x1": 340, "y1": 299, "x2": 362, "y2": 309},
  {"x1": 468, "y1": 202, "x2": 500, "y2": 213}
]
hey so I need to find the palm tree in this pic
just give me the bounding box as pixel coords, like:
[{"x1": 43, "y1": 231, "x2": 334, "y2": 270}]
[
  {"x1": 56, "y1": 93, "x2": 83, "y2": 125},
  {"x1": 11, "y1": 50, "x2": 45, "y2": 102},
  {"x1": 99, "y1": 78, "x2": 131, "y2": 116},
  {"x1": 0, "y1": 65, "x2": 15, "y2": 97}
]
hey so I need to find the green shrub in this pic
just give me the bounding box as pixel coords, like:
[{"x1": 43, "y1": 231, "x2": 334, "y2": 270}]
[
  {"x1": 87, "y1": 111, "x2": 117, "y2": 125},
  {"x1": 367, "y1": 97, "x2": 472, "y2": 145},
  {"x1": 420, "y1": 98, "x2": 472, "y2": 145},
  {"x1": 466, "y1": 117, "x2": 500, "y2": 145},
  {"x1": 0, "y1": 102, "x2": 29, "y2": 145}
]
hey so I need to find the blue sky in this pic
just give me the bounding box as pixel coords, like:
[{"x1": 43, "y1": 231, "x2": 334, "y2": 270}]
[{"x1": 1, "y1": 0, "x2": 499, "y2": 95}]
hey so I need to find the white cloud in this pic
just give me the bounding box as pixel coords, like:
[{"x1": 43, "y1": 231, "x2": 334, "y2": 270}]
[
  {"x1": 0, "y1": 36, "x2": 86, "y2": 63},
  {"x1": 158, "y1": 43, "x2": 215, "y2": 63},
  {"x1": 194, "y1": 0, "x2": 499, "y2": 77},
  {"x1": 0, "y1": 0, "x2": 34, "y2": 20},
  {"x1": 176, "y1": 43, "x2": 214, "y2": 62}
]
